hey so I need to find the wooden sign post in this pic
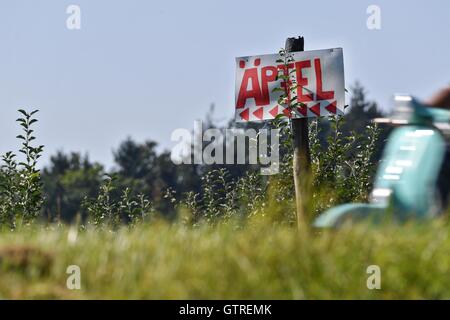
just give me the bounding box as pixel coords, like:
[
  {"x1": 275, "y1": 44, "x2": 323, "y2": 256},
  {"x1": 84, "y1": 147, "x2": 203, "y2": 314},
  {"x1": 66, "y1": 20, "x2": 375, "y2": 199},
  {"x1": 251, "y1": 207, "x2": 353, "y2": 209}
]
[{"x1": 285, "y1": 36, "x2": 310, "y2": 231}]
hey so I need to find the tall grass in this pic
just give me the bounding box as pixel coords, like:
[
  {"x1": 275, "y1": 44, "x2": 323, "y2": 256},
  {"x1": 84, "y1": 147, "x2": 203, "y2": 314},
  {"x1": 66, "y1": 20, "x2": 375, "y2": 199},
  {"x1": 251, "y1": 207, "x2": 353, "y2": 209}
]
[{"x1": 1, "y1": 216, "x2": 450, "y2": 299}]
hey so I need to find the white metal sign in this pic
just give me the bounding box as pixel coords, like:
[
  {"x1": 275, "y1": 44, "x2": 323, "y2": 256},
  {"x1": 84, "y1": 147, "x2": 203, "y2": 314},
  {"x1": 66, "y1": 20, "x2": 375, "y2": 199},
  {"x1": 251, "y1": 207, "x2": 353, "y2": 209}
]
[{"x1": 235, "y1": 48, "x2": 345, "y2": 122}]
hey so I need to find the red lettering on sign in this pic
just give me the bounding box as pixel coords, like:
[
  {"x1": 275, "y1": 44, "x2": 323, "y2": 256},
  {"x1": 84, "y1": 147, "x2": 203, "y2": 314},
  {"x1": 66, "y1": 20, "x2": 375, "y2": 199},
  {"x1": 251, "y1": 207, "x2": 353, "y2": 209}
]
[
  {"x1": 261, "y1": 66, "x2": 277, "y2": 106},
  {"x1": 239, "y1": 108, "x2": 249, "y2": 121},
  {"x1": 277, "y1": 63, "x2": 295, "y2": 104},
  {"x1": 310, "y1": 102, "x2": 321, "y2": 117},
  {"x1": 325, "y1": 100, "x2": 337, "y2": 114},
  {"x1": 269, "y1": 105, "x2": 279, "y2": 118},
  {"x1": 295, "y1": 60, "x2": 313, "y2": 103},
  {"x1": 253, "y1": 107, "x2": 264, "y2": 119},
  {"x1": 297, "y1": 104, "x2": 308, "y2": 117},
  {"x1": 236, "y1": 68, "x2": 264, "y2": 109},
  {"x1": 314, "y1": 58, "x2": 334, "y2": 101},
  {"x1": 237, "y1": 57, "x2": 336, "y2": 110}
]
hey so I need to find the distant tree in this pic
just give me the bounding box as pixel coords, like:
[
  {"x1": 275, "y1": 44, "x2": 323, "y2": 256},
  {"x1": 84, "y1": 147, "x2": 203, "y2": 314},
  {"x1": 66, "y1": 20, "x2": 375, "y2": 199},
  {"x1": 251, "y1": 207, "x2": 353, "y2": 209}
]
[
  {"x1": 113, "y1": 138, "x2": 158, "y2": 180},
  {"x1": 112, "y1": 138, "x2": 201, "y2": 215},
  {"x1": 343, "y1": 82, "x2": 384, "y2": 132},
  {"x1": 343, "y1": 81, "x2": 390, "y2": 161},
  {"x1": 41, "y1": 151, "x2": 103, "y2": 222}
]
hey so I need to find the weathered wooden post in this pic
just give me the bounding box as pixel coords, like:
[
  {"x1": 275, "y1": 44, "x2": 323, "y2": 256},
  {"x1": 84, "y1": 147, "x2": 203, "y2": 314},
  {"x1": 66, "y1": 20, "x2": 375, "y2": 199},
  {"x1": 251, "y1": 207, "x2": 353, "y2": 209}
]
[{"x1": 285, "y1": 36, "x2": 311, "y2": 231}]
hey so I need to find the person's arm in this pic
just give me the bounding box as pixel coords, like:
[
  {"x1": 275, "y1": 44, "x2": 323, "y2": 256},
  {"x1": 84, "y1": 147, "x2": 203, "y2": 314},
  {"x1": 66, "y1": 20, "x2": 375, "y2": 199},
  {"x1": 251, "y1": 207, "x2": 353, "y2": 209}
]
[{"x1": 426, "y1": 85, "x2": 450, "y2": 109}]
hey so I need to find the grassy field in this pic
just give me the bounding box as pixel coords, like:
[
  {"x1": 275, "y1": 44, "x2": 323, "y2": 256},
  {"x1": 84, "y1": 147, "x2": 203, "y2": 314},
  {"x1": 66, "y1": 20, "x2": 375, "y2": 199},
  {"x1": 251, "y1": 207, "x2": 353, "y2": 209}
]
[{"x1": 1, "y1": 216, "x2": 450, "y2": 299}]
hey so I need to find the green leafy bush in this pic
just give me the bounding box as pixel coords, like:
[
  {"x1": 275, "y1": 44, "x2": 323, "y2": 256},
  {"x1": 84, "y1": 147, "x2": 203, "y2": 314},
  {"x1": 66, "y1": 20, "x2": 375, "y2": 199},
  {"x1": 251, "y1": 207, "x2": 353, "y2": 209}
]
[{"x1": 0, "y1": 110, "x2": 44, "y2": 228}]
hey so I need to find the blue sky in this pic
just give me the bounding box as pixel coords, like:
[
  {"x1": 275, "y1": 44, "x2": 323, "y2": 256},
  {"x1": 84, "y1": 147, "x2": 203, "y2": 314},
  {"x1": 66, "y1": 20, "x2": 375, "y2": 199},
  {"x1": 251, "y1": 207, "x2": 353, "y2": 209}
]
[{"x1": 0, "y1": 0, "x2": 449, "y2": 169}]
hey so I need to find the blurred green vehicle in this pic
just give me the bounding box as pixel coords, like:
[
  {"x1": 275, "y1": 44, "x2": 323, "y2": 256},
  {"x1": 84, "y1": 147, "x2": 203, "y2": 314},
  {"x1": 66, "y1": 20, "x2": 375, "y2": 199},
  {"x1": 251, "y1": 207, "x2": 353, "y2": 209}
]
[{"x1": 314, "y1": 95, "x2": 450, "y2": 228}]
